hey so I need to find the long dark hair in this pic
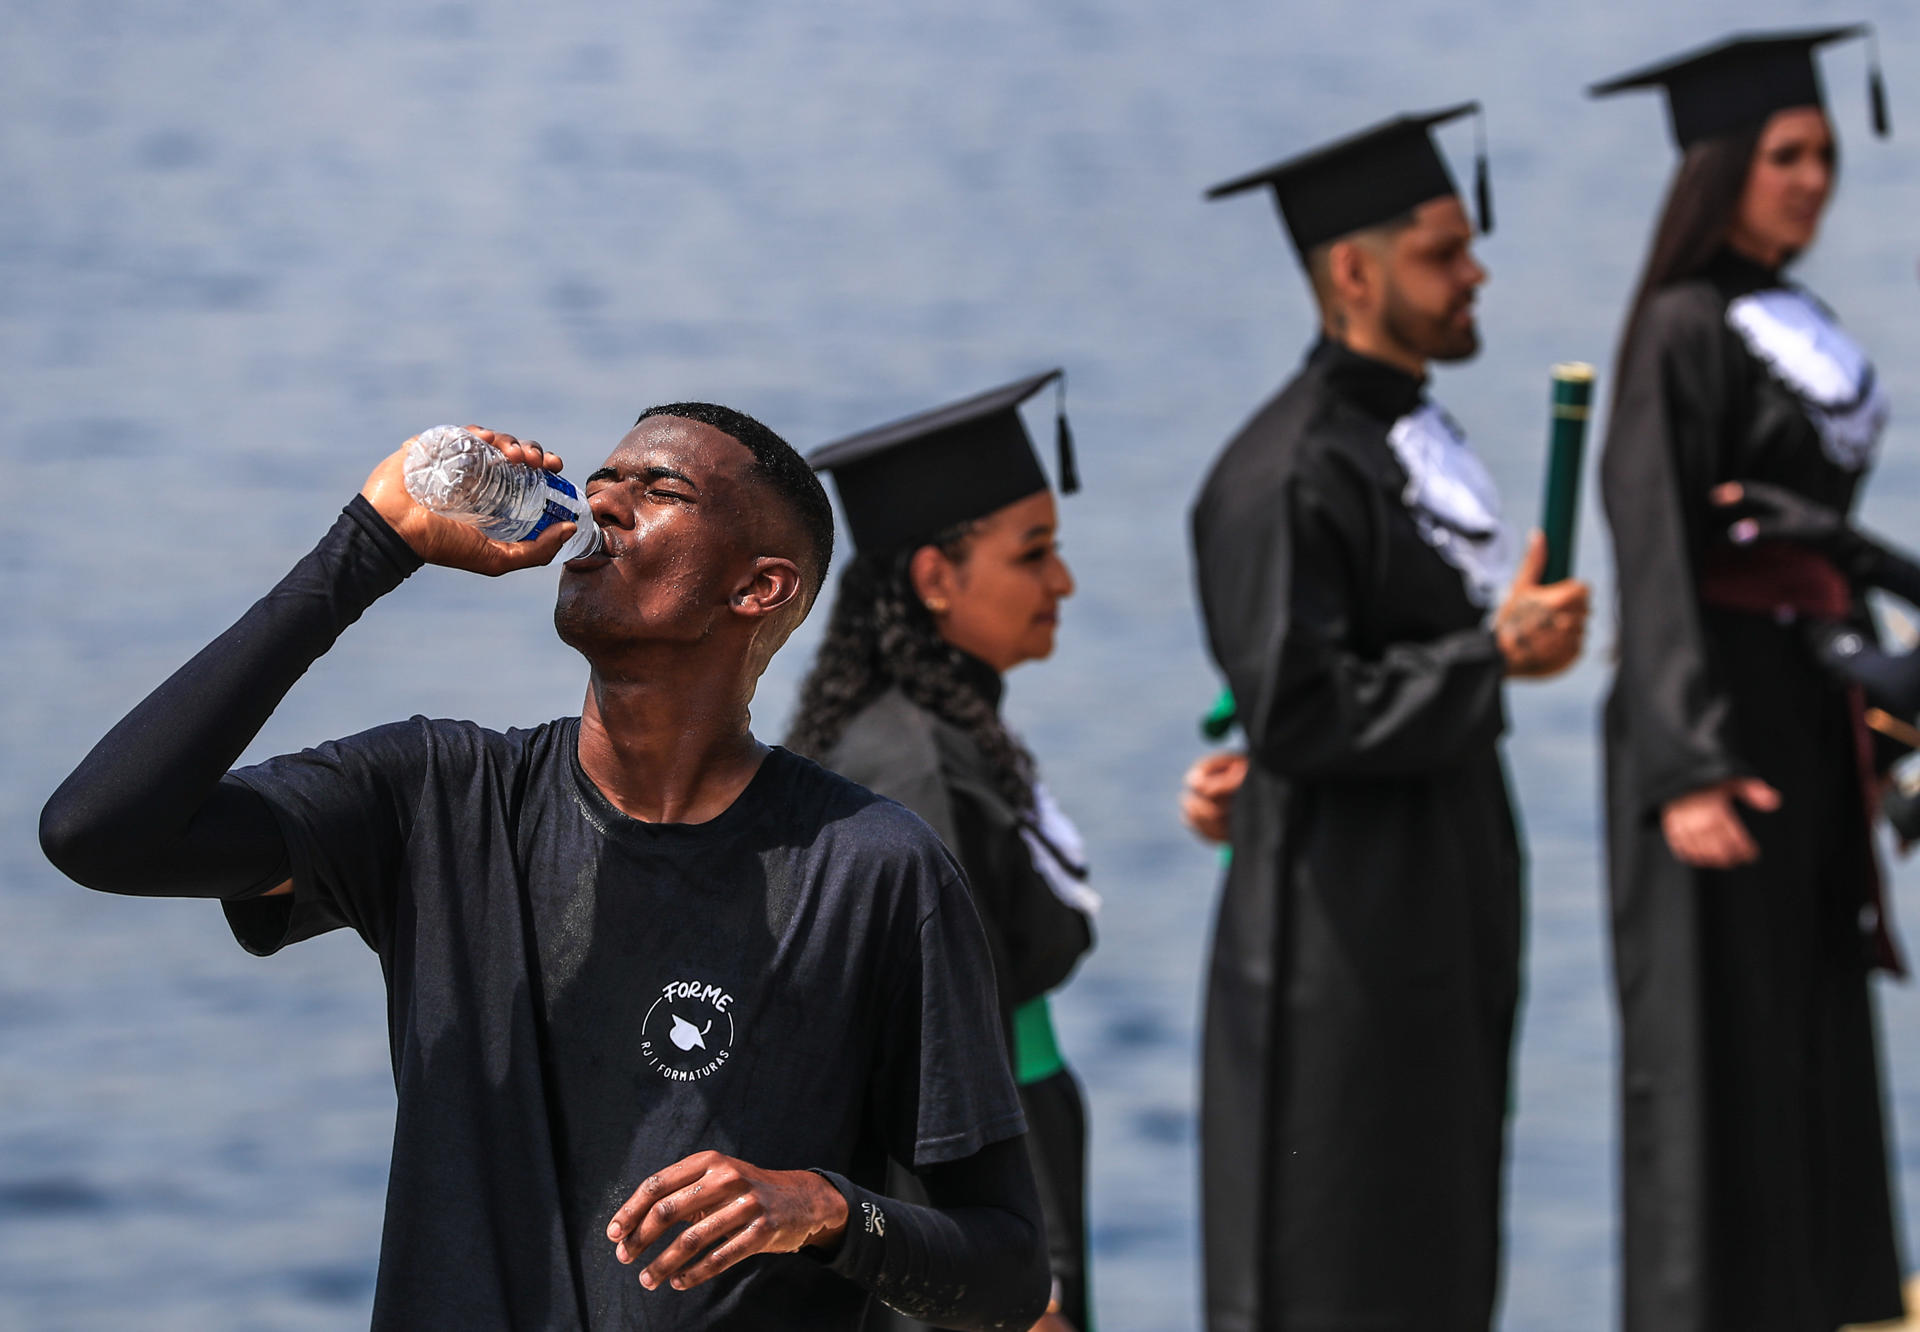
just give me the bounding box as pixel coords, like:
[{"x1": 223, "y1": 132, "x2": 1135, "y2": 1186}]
[
  {"x1": 1612, "y1": 124, "x2": 1765, "y2": 399},
  {"x1": 785, "y1": 528, "x2": 1038, "y2": 817}
]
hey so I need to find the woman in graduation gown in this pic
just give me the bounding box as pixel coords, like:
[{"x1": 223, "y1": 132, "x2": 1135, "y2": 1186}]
[
  {"x1": 1592, "y1": 28, "x2": 1906, "y2": 1332},
  {"x1": 788, "y1": 371, "x2": 1097, "y2": 1332}
]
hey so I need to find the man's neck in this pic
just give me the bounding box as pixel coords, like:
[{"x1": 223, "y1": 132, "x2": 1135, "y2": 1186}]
[
  {"x1": 575, "y1": 662, "x2": 767, "y2": 825},
  {"x1": 1323, "y1": 321, "x2": 1427, "y2": 379}
]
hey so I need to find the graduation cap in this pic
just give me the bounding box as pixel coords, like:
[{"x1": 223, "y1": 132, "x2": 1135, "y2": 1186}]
[
  {"x1": 1205, "y1": 102, "x2": 1492, "y2": 258},
  {"x1": 1589, "y1": 25, "x2": 1889, "y2": 148},
  {"x1": 807, "y1": 369, "x2": 1077, "y2": 555}
]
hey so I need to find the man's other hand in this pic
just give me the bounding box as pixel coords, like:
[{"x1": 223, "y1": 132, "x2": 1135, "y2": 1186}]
[
  {"x1": 607, "y1": 1151, "x2": 850, "y2": 1292},
  {"x1": 1180, "y1": 750, "x2": 1247, "y2": 845},
  {"x1": 1494, "y1": 530, "x2": 1590, "y2": 678},
  {"x1": 361, "y1": 427, "x2": 579, "y2": 576}
]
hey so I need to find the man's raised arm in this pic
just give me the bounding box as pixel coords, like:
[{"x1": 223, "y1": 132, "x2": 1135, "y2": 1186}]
[{"x1": 38, "y1": 431, "x2": 575, "y2": 898}]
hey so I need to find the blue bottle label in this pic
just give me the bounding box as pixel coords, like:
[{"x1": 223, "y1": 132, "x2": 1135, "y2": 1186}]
[{"x1": 524, "y1": 472, "x2": 581, "y2": 541}]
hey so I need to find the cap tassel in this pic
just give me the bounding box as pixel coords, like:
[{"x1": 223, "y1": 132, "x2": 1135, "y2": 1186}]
[
  {"x1": 1054, "y1": 375, "x2": 1079, "y2": 495},
  {"x1": 1474, "y1": 106, "x2": 1494, "y2": 235},
  {"x1": 1869, "y1": 32, "x2": 1891, "y2": 138}
]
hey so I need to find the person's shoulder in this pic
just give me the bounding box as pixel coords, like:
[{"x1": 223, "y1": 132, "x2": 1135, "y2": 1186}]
[
  {"x1": 767, "y1": 745, "x2": 941, "y2": 844},
  {"x1": 368, "y1": 714, "x2": 574, "y2": 779},
  {"x1": 1200, "y1": 373, "x2": 1315, "y2": 493},
  {"x1": 1196, "y1": 373, "x2": 1379, "y2": 543},
  {"x1": 1208, "y1": 358, "x2": 1378, "y2": 483},
  {"x1": 823, "y1": 690, "x2": 952, "y2": 787},
  {"x1": 1638, "y1": 278, "x2": 1733, "y2": 351},
  {"x1": 831, "y1": 688, "x2": 942, "y2": 760},
  {"x1": 396, "y1": 713, "x2": 560, "y2": 752},
  {"x1": 840, "y1": 689, "x2": 1004, "y2": 808},
  {"x1": 767, "y1": 747, "x2": 961, "y2": 882},
  {"x1": 1646, "y1": 275, "x2": 1725, "y2": 318}
]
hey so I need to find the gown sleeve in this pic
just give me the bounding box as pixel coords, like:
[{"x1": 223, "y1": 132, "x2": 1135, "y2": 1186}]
[
  {"x1": 1841, "y1": 536, "x2": 1920, "y2": 717},
  {"x1": 1806, "y1": 519, "x2": 1920, "y2": 719},
  {"x1": 1199, "y1": 445, "x2": 1508, "y2": 781},
  {"x1": 1860, "y1": 540, "x2": 1920, "y2": 609},
  {"x1": 1601, "y1": 289, "x2": 1747, "y2": 816}
]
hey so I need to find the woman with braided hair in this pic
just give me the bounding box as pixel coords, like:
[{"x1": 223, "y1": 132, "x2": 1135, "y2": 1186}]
[{"x1": 790, "y1": 371, "x2": 1095, "y2": 1332}]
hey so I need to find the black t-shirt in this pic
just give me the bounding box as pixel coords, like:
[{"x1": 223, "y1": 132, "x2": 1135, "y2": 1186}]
[{"x1": 225, "y1": 724, "x2": 1024, "y2": 1330}]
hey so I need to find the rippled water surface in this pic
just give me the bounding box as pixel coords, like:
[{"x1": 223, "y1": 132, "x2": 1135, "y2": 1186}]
[{"x1": 6, "y1": 2, "x2": 1920, "y2": 1328}]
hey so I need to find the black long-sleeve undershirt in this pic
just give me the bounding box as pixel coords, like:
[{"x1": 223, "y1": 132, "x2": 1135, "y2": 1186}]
[
  {"x1": 39, "y1": 497, "x2": 1049, "y2": 1329},
  {"x1": 816, "y1": 1137, "x2": 1050, "y2": 1330},
  {"x1": 40, "y1": 497, "x2": 420, "y2": 898}
]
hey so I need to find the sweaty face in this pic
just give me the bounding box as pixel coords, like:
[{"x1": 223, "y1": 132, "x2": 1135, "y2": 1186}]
[
  {"x1": 553, "y1": 417, "x2": 765, "y2": 656},
  {"x1": 1379, "y1": 196, "x2": 1486, "y2": 364},
  {"x1": 923, "y1": 490, "x2": 1074, "y2": 674},
  {"x1": 1729, "y1": 107, "x2": 1835, "y2": 266}
]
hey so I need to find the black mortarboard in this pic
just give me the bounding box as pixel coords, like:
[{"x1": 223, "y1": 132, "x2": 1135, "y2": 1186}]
[
  {"x1": 1590, "y1": 25, "x2": 1889, "y2": 147},
  {"x1": 1205, "y1": 102, "x2": 1491, "y2": 257},
  {"x1": 808, "y1": 369, "x2": 1077, "y2": 555}
]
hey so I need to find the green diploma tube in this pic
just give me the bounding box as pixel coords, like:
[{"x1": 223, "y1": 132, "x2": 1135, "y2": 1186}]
[
  {"x1": 1200, "y1": 687, "x2": 1237, "y2": 741},
  {"x1": 1540, "y1": 362, "x2": 1595, "y2": 585}
]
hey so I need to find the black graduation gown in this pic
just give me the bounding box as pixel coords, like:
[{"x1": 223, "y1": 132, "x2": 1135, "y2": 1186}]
[
  {"x1": 824, "y1": 672, "x2": 1095, "y2": 1330},
  {"x1": 1189, "y1": 339, "x2": 1522, "y2": 1332},
  {"x1": 1601, "y1": 250, "x2": 1904, "y2": 1332}
]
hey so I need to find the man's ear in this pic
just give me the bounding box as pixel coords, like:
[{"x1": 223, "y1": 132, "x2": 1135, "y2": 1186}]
[
  {"x1": 907, "y1": 544, "x2": 958, "y2": 617},
  {"x1": 1325, "y1": 237, "x2": 1374, "y2": 312},
  {"x1": 732, "y1": 556, "x2": 805, "y2": 620}
]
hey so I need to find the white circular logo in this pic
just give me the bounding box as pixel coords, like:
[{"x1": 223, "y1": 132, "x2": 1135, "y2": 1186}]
[{"x1": 640, "y1": 979, "x2": 737, "y2": 1081}]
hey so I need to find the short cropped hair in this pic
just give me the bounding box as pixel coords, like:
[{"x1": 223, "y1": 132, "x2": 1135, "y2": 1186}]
[{"x1": 634, "y1": 402, "x2": 835, "y2": 598}]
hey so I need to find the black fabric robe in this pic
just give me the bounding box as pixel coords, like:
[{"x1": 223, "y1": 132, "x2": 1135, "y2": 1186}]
[
  {"x1": 1601, "y1": 249, "x2": 1904, "y2": 1332},
  {"x1": 825, "y1": 672, "x2": 1095, "y2": 1330},
  {"x1": 1190, "y1": 338, "x2": 1522, "y2": 1332}
]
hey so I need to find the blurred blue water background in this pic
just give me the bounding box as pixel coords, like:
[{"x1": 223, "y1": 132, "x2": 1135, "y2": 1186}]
[{"x1": 5, "y1": 2, "x2": 1920, "y2": 1328}]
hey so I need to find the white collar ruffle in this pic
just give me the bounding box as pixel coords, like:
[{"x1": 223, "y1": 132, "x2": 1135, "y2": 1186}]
[
  {"x1": 1384, "y1": 402, "x2": 1515, "y2": 608},
  {"x1": 1019, "y1": 782, "x2": 1099, "y2": 919},
  {"x1": 1726, "y1": 287, "x2": 1888, "y2": 472}
]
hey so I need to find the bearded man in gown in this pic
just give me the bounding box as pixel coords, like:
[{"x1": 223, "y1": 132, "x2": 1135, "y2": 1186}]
[{"x1": 1190, "y1": 105, "x2": 1588, "y2": 1332}]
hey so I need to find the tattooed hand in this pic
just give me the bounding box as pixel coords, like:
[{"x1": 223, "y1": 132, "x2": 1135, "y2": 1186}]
[{"x1": 1494, "y1": 531, "x2": 1590, "y2": 679}]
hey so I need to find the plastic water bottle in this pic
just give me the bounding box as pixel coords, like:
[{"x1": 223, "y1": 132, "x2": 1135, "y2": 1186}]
[{"x1": 403, "y1": 425, "x2": 605, "y2": 561}]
